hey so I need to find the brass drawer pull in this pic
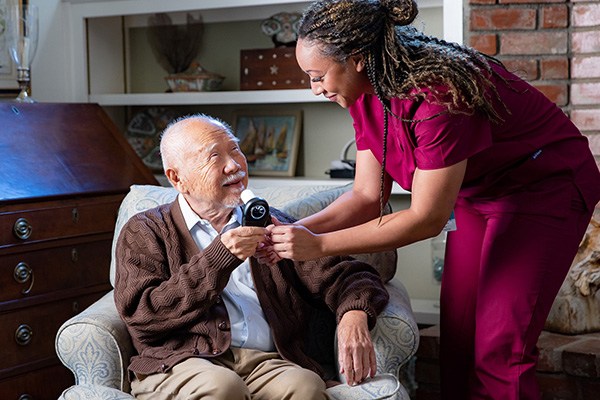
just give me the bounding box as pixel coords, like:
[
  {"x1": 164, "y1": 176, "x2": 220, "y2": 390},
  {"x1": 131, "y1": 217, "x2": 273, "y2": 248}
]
[
  {"x1": 13, "y1": 218, "x2": 32, "y2": 240},
  {"x1": 14, "y1": 262, "x2": 35, "y2": 294},
  {"x1": 15, "y1": 324, "x2": 33, "y2": 346}
]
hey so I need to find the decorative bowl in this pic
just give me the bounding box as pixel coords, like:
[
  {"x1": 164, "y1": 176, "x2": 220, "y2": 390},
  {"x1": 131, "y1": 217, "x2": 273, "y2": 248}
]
[{"x1": 165, "y1": 63, "x2": 225, "y2": 92}]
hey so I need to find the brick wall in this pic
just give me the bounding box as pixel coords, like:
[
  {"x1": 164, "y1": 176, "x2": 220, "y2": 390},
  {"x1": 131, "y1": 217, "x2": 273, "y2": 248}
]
[{"x1": 466, "y1": 0, "x2": 600, "y2": 169}]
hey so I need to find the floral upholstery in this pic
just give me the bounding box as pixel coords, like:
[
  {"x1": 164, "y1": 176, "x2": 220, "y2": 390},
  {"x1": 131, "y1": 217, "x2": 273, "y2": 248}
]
[{"x1": 56, "y1": 184, "x2": 419, "y2": 400}]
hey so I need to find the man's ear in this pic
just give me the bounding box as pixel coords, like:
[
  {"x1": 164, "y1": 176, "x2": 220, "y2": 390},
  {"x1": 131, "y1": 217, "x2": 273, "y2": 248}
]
[{"x1": 165, "y1": 167, "x2": 187, "y2": 193}]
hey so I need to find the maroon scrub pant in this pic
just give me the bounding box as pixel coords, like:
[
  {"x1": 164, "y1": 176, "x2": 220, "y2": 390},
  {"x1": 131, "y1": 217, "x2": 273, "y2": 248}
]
[{"x1": 440, "y1": 192, "x2": 592, "y2": 399}]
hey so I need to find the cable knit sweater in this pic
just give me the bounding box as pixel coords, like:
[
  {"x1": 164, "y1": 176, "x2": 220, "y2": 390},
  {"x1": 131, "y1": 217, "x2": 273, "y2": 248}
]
[{"x1": 114, "y1": 200, "x2": 389, "y2": 379}]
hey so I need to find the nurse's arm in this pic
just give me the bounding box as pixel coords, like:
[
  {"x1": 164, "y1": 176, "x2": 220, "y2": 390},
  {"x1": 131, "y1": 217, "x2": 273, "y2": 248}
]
[
  {"x1": 270, "y1": 160, "x2": 466, "y2": 260},
  {"x1": 319, "y1": 160, "x2": 467, "y2": 256},
  {"x1": 297, "y1": 149, "x2": 393, "y2": 233}
]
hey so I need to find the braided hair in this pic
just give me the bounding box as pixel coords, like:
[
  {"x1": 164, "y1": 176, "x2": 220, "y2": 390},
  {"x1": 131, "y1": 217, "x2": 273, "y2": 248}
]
[{"x1": 298, "y1": 0, "x2": 513, "y2": 221}]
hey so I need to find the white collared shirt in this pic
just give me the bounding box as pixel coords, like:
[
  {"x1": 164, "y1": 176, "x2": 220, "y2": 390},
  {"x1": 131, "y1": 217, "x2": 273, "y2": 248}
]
[{"x1": 178, "y1": 194, "x2": 275, "y2": 352}]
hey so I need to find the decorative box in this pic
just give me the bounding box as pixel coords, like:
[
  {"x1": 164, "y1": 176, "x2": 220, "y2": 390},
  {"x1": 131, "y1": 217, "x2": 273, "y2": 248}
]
[
  {"x1": 240, "y1": 47, "x2": 309, "y2": 90},
  {"x1": 165, "y1": 62, "x2": 225, "y2": 92}
]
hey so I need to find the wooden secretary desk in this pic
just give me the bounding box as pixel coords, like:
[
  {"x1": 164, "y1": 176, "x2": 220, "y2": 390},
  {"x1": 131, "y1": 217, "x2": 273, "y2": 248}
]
[{"x1": 0, "y1": 103, "x2": 158, "y2": 399}]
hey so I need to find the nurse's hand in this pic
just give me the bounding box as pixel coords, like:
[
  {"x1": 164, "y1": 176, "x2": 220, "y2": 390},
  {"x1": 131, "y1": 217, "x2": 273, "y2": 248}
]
[
  {"x1": 268, "y1": 221, "x2": 323, "y2": 261},
  {"x1": 254, "y1": 216, "x2": 283, "y2": 266}
]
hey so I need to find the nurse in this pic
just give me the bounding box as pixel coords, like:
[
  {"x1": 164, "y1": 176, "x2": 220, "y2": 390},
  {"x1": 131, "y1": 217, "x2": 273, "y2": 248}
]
[{"x1": 266, "y1": 0, "x2": 600, "y2": 398}]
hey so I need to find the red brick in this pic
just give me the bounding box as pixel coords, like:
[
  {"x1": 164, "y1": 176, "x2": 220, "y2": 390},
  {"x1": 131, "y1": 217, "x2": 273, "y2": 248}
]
[
  {"x1": 500, "y1": 32, "x2": 568, "y2": 55},
  {"x1": 572, "y1": 57, "x2": 600, "y2": 79},
  {"x1": 572, "y1": 31, "x2": 600, "y2": 54},
  {"x1": 470, "y1": 9, "x2": 536, "y2": 31},
  {"x1": 572, "y1": 110, "x2": 600, "y2": 134},
  {"x1": 503, "y1": 59, "x2": 538, "y2": 80},
  {"x1": 536, "y1": 373, "x2": 579, "y2": 400},
  {"x1": 561, "y1": 338, "x2": 600, "y2": 378},
  {"x1": 585, "y1": 133, "x2": 600, "y2": 156},
  {"x1": 542, "y1": 5, "x2": 568, "y2": 29},
  {"x1": 537, "y1": 331, "x2": 581, "y2": 372},
  {"x1": 540, "y1": 58, "x2": 568, "y2": 80},
  {"x1": 470, "y1": 34, "x2": 497, "y2": 55},
  {"x1": 572, "y1": 4, "x2": 600, "y2": 28},
  {"x1": 500, "y1": 0, "x2": 564, "y2": 3},
  {"x1": 572, "y1": 83, "x2": 600, "y2": 105},
  {"x1": 470, "y1": 0, "x2": 496, "y2": 4},
  {"x1": 533, "y1": 84, "x2": 568, "y2": 105},
  {"x1": 581, "y1": 378, "x2": 600, "y2": 400}
]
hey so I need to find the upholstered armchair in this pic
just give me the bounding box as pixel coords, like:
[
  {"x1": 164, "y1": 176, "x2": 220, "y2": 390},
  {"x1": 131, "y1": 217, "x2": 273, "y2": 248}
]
[{"x1": 56, "y1": 184, "x2": 419, "y2": 399}]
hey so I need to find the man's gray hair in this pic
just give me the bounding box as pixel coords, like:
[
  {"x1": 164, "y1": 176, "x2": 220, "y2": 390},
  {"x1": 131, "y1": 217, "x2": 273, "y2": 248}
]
[{"x1": 160, "y1": 114, "x2": 237, "y2": 171}]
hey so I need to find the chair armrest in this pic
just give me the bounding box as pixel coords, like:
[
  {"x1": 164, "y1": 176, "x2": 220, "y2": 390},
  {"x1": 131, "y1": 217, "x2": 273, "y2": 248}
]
[
  {"x1": 371, "y1": 279, "x2": 420, "y2": 376},
  {"x1": 59, "y1": 384, "x2": 136, "y2": 400},
  {"x1": 55, "y1": 290, "x2": 134, "y2": 393}
]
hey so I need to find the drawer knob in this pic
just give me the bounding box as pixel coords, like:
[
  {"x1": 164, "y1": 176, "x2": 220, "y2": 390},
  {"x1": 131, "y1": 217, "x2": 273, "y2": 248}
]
[
  {"x1": 13, "y1": 218, "x2": 32, "y2": 240},
  {"x1": 72, "y1": 207, "x2": 79, "y2": 223},
  {"x1": 19, "y1": 395, "x2": 33, "y2": 400},
  {"x1": 14, "y1": 262, "x2": 35, "y2": 294},
  {"x1": 15, "y1": 324, "x2": 33, "y2": 346}
]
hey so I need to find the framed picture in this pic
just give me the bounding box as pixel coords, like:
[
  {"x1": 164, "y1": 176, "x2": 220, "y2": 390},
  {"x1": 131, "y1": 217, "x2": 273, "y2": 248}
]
[{"x1": 233, "y1": 109, "x2": 302, "y2": 177}]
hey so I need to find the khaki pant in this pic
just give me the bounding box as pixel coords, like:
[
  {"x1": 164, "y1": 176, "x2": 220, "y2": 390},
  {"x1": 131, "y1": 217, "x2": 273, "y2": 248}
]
[{"x1": 131, "y1": 347, "x2": 329, "y2": 400}]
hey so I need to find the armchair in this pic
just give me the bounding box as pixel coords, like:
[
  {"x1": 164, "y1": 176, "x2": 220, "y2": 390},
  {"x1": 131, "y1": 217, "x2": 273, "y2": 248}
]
[{"x1": 56, "y1": 184, "x2": 419, "y2": 399}]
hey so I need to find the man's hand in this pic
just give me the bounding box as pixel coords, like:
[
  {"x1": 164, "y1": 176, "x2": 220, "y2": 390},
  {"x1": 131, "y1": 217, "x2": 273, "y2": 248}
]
[
  {"x1": 337, "y1": 310, "x2": 376, "y2": 386},
  {"x1": 221, "y1": 226, "x2": 268, "y2": 260}
]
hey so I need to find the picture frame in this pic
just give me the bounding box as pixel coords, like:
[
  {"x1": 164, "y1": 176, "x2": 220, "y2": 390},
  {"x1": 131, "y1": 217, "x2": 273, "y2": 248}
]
[{"x1": 232, "y1": 109, "x2": 302, "y2": 177}]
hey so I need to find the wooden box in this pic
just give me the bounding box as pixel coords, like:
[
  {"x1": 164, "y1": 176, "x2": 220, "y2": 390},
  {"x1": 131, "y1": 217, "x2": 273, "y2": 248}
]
[
  {"x1": 240, "y1": 47, "x2": 309, "y2": 90},
  {"x1": 0, "y1": 103, "x2": 157, "y2": 399}
]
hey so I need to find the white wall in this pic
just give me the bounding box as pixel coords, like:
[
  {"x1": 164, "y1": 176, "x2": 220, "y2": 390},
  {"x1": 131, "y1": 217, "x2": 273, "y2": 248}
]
[{"x1": 27, "y1": 0, "x2": 71, "y2": 102}]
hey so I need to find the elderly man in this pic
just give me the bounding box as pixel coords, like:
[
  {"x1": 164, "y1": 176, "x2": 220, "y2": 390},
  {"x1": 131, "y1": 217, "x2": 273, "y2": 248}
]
[{"x1": 114, "y1": 114, "x2": 389, "y2": 400}]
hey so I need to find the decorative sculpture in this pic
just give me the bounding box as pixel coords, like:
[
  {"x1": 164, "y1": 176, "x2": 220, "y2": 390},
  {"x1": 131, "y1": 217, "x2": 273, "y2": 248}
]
[{"x1": 546, "y1": 211, "x2": 600, "y2": 333}]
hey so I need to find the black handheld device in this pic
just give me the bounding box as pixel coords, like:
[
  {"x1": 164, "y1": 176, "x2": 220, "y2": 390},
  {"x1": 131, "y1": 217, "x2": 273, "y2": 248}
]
[{"x1": 241, "y1": 189, "x2": 271, "y2": 227}]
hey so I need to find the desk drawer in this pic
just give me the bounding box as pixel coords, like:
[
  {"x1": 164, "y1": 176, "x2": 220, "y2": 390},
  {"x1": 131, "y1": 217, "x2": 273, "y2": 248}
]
[
  {"x1": 0, "y1": 197, "x2": 121, "y2": 247},
  {"x1": 0, "y1": 361, "x2": 75, "y2": 400},
  {"x1": 0, "y1": 290, "x2": 109, "y2": 373},
  {"x1": 0, "y1": 235, "x2": 112, "y2": 303}
]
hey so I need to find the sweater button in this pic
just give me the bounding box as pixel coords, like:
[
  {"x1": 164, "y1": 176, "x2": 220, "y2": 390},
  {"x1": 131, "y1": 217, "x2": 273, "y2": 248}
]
[
  {"x1": 218, "y1": 320, "x2": 229, "y2": 330},
  {"x1": 212, "y1": 348, "x2": 220, "y2": 355},
  {"x1": 161, "y1": 363, "x2": 167, "y2": 372}
]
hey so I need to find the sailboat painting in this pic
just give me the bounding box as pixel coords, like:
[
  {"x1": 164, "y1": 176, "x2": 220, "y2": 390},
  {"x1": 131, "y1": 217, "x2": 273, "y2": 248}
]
[{"x1": 233, "y1": 110, "x2": 302, "y2": 176}]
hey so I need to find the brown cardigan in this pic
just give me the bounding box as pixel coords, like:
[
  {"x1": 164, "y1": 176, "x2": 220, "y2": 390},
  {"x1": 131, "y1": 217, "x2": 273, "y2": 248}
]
[{"x1": 114, "y1": 201, "x2": 389, "y2": 379}]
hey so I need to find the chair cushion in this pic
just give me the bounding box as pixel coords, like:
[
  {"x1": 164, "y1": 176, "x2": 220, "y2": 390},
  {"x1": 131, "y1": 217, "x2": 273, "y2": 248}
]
[{"x1": 110, "y1": 184, "x2": 397, "y2": 285}]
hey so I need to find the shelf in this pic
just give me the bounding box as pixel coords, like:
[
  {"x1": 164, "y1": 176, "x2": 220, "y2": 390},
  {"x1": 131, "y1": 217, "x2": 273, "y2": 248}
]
[
  {"x1": 90, "y1": 89, "x2": 326, "y2": 106},
  {"x1": 410, "y1": 298, "x2": 441, "y2": 325}
]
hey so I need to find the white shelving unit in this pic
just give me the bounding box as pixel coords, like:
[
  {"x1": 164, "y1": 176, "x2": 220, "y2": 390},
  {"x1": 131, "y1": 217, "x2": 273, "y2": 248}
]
[{"x1": 64, "y1": 0, "x2": 452, "y2": 106}]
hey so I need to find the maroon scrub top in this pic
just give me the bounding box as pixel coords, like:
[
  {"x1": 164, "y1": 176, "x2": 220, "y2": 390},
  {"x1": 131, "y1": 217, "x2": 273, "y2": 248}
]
[{"x1": 350, "y1": 64, "x2": 600, "y2": 218}]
